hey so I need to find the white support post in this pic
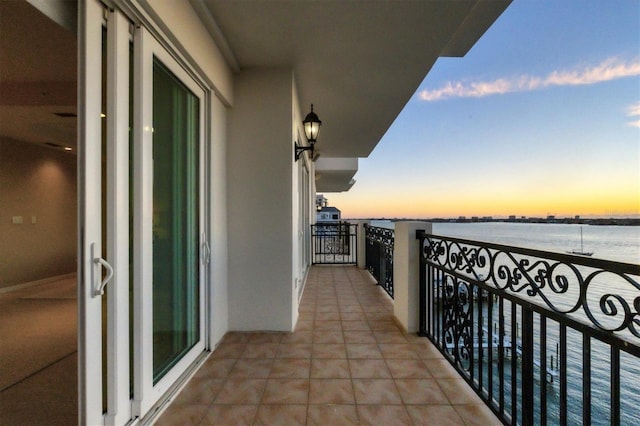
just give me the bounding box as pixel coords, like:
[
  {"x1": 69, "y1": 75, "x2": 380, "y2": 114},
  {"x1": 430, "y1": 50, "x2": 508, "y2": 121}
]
[
  {"x1": 355, "y1": 220, "x2": 370, "y2": 269},
  {"x1": 393, "y1": 221, "x2": 432, "y2": 333}
]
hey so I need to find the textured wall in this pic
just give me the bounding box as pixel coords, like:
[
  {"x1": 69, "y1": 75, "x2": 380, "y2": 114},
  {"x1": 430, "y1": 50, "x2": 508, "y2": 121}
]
[{"x1": 0, "y1": 138, "x2": 77, "y2": 288}]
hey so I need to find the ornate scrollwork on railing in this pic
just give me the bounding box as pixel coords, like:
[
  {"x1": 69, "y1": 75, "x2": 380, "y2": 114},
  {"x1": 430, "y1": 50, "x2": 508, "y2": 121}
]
[
  {"x1": 365, "y1": 225, "x2": 395, "y2": 298},
  {"x1": 420, "y1": 233, "x2": 640, "y2": 345}
]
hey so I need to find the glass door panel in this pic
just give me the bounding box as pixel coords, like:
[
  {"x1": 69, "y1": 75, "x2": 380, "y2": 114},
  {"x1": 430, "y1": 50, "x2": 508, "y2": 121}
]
[{"x1": 152, "y1": 59, "x2": 200, "y2": 383}]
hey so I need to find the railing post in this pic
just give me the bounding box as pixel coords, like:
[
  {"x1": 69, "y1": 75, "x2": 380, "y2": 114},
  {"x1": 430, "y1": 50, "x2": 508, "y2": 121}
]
[
  {"x1": 393, "y1": 221, "x2": 431, "y2": 333},
  {"x1": 355, "y1": 220, "x2": 369, "y2": 269}
]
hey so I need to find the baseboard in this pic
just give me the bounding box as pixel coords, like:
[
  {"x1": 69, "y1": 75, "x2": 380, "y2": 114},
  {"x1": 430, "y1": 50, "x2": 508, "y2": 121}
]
[{"x1": 0, "y1": 272, "x2": 77, "y2": 294}]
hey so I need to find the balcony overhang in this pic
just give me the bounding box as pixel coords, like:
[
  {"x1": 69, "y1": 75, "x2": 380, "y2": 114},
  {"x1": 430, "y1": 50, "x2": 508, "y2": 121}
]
[
  {"x1": 195, "y1": 0, "x2": 511, "y2": 190},
  {"x1": 314, "y1": 157, "x2": 358, "y2": 193}
]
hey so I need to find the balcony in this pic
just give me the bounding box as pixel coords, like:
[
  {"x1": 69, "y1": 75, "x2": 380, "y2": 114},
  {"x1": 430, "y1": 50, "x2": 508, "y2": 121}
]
[{"x1": 157, "y1": 265, "x2": 501, "y2": 425}]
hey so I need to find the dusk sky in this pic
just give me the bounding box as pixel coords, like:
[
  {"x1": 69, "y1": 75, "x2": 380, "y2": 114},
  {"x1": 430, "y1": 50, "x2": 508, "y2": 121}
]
[{"x1": 327, "y1": 0, "x2": 640, "y2": 219}]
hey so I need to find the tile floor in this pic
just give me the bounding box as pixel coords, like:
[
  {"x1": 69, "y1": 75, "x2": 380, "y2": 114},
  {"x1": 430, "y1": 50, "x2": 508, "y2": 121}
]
[{"x1": 156, "y1": 266, "x2": 501, "y2": 425}]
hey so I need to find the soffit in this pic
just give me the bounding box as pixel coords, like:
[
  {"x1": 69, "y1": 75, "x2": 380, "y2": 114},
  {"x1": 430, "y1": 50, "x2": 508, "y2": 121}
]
[{"x1": 200, "y1": 0, "x2": 511, "y2": 159}]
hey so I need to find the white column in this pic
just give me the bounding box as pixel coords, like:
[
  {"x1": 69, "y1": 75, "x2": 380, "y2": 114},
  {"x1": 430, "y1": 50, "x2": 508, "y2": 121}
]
[
  {"x1": 355, "y1": 220, "x2": 370, "y2": 269},
  {"x1": 393, "y1": 221, "x2": 432, "y2": 333}
]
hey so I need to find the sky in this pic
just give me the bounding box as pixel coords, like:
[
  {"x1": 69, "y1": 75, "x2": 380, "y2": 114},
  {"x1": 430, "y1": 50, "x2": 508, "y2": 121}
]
[{"x1": 326, "y1": 0, "x2": 640, "y2": 219}]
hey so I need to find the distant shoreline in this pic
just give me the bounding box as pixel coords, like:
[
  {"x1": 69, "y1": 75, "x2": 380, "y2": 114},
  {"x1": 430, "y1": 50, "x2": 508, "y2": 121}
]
[{"x1": 350, "y1": 217, "x2": 640, "y2": 226}]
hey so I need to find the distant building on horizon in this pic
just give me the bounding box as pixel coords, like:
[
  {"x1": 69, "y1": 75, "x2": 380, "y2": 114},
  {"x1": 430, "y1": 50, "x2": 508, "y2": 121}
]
[{"x1": 316, "y1": 194, "x2": 341, "y2": 222}]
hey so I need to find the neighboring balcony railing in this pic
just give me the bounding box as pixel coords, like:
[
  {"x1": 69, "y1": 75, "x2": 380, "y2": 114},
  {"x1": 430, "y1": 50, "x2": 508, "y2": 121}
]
[
  {"x1": 364, "y1": 224, "x2": 394, "y2": 298},
  {"x1": 415, "y1": 231, "x2": 640, "y2": 426},
  {"x1": 311, "y1": 222, "x2": 357, "y2": 265}
]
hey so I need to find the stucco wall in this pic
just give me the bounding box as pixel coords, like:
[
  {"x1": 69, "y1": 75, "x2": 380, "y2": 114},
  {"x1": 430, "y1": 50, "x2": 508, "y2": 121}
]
[
  {"x1": 0, "y1": 138, "x2": 77, "y2": 288},
  {"x1": 227, "y1": 68, "x2": 295, "y2": 331}
]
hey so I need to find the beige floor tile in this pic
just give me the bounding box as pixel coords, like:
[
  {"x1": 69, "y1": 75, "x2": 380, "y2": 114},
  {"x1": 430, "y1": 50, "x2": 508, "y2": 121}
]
[
  {"x1": 261, "y1": 378, "x2": 309, "y2": 404},
  {"x1": 437, "y1": 378, "x2": 484, "y2": 404},
  {"x1": 385, "y1": 359, "x2": 432, "y2": 379},
  {"x1": 193, "y1": 358, "x2": 237, "y2": 379},
  {"x1": 228, "y1": 358, "x2": 273, "y2": 378},
  {"x1": 277, "y1": 343, "x2": 312, "y2": 358},
  {"x1": 307, "y1": 404, "x2": 359, "y2": 425},
  {"x1": 454, "y1": 404, "x2": 503, "y2": 426},
  {"x1": 346, "y1": 343, "x2": 383, "y2": 359},
  {"x1": 357, "y1": 405, "x2": 412, "y2": 426},
  {"x1": 211, "y1": 342, "x2": 246, "y2": 359},
  {"x1": 171, "y1": 377, "x2": 225, "y2": 405},
  {"x1": 214, "y1": 378, "x2": 266, "y2": 404},
  {"x1": 369, "y1": 320, "x2": 400, "y2": 331},
  {"x1": 340, "y1": 311, "x2": 364, "y2": 321},
  {"x1": 241, "y1": 343, "x2": 279, "y2": 358},
  {"x1": 246, "y1": 332, "x2": 284, "y2": 343},
  {"x1": 309, "y1": 379, "x2": 355, "y2": 404},
  {"x1": 155, "y1": 404, "x2": 208, "y2": 426},
  {"x1": 395, "y1": 378, "x2": 449, "y2": 404},
  {"x1": 312, "y1": 343, "x2": 347, "y2": 358},
  {"x1": 406, "y1": 405, "x2": 466, "y2": 426},
  {"x1": 342, "y1": 332, "x2": 374, "y2": 344},
  {"x1": 311, "y1": 358, "x2": 351, "y2": 378},
  {"x1": 253, "y1": 404, "x2": 307, "y2": 426},
  {"x1": 341, "y1": 320, "x2": 370, "y2": 331},
  {"x1": 379, "y1": 343, "x2": 421, "y2": 359},
  {"x1": 352, "y1": 379, "x2": 402, "y2": 404},
  {"x1": 281, "y1": 331, "x2": 313, "y2": 344},
  {"x1": 313, "y1": 330, "x2": 344, "y2": 343},
  {"x1": 295, "y1": 320, "x2": 314, "y2": 331},
  {"x1": 269, "y1": 358, "x2": 311, "y2": 378},
  {"x1": 315, "y1": 311, "x2": 341, "y2": 321},
  {"x1": 314, "y1": 320, "x2": 342, "y2": 330},
  {"x1": 348, "y1": 359, "x2": 391, "y2": 378},
  {"x1": 373, "y1": 330, "x2": 408, "y2": 343},
  {"x1": 200, "y1": 404, "x2": 258, "y2": 426},
  {"x1": 426, "y1": 358, "x2": 461, "y2": 378}
]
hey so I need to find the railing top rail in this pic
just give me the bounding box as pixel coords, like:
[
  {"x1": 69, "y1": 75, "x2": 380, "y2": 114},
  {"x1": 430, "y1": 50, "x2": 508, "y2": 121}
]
[{"x1": 416, "y1": 230, "x2": 640, "y2": 274}]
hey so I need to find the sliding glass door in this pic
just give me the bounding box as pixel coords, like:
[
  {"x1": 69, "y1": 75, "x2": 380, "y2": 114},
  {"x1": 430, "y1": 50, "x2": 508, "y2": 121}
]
[
  {"x1": 79, "y1": 0, "x2": 208, "y2": 422},
  {"x1": 151, "y1": 59, "x2": 201, "y2": 383}
]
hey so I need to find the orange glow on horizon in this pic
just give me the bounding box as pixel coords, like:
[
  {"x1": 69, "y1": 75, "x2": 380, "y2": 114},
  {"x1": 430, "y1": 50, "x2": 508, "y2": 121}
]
[{"x1": 327, "y1": 187, "x2": 640, "y2": 219}]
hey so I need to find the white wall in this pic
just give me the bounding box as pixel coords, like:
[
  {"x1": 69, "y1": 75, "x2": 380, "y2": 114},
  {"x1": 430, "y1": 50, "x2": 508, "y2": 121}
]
[{"x1": 227, "y1": 68, "x2": 296, "y2": 331}]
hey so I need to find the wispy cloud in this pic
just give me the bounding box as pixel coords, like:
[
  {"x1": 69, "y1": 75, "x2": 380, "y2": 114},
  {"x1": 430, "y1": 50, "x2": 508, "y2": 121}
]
[
  {"x1": 418, "y1": 57, "x2": 640, "y2": 102},
  {"x1": 627, "y1": 102, "x2": 640, "y2": 128}
]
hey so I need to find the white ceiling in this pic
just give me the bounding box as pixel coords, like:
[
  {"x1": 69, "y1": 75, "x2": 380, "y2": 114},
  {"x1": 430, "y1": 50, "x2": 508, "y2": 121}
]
[
  {"x1": 0, "y1": 1, "x2": 77, "y2": 151},
  {"x1": 197, "y1": 0, "x2": 511, "y2": 191},
  {"x1": 199, "y1": 0, "x2": 511, "y2": 159}
]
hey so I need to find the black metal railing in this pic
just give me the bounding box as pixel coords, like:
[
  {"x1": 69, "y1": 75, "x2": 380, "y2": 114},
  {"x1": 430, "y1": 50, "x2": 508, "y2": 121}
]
[
  {"x1": 311, "y1": 222, "x2": 357, "y2": 264},
  {"x1": 416, "y1": 231, "x2": 640, "y2": 426},
  {"x1": 364, "y1": 224, "x2": 394, "y2": 298}
]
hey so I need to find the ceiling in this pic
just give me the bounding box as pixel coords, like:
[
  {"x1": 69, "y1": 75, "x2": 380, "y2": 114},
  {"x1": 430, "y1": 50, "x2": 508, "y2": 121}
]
[
  {"x1": 197, "y1": 0, "x2": 511, "y2": 191},
  {"x1": 0, "y1": 1, "x2": 77, "y2": 152}
]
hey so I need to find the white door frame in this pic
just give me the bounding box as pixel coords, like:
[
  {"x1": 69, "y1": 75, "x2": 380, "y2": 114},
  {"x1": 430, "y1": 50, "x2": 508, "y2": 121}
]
[
  {"x1": 133, "y1": 21, "x2": 208, "y2": 420},
  {"x1": 79, "y1": 1, "x2": 133, "y2": 424}
]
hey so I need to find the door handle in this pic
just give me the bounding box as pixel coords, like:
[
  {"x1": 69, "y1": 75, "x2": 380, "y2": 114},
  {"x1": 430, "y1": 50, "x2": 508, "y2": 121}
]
[
  {"x1": 91, "y1": 243, "x2": 114, "y2": 297},
  {"x1": 202, "y1": 232, "x2": 211, "y2": 264}
]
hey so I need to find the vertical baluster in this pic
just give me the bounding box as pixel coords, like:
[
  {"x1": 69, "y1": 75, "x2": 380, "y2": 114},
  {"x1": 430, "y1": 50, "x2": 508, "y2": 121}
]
[
  {"x1": 522, "y1": 306, "x2": 534, "y2": 426},
  {"x1": 477, "y1": 287, "x2": 483, "y2": 391},
  {"x1": 488, "y1": 291, "x2": 494, "y2": 404},
  {"x1": 499, "y1": 297, "x2": 505, "y2": 416},
  {"x1": 610, "y1": 346, "x2": 620, "y2": 426},
  {"x1": 540, "y1": 315, "x2": 547, "y2": 426},
  {"x1": 583, "y1": 333, "x2": 591, "y2": 426},
  {"x1": 560, "y1": 324, "x2": 567, "y2": 426},
  {"x1": 511, "y1": 302, "x2": 518, "y2": 426}
]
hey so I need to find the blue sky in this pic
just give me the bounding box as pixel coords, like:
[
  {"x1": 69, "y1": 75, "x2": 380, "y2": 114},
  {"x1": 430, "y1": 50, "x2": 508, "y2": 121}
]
[{"x1": 328, "y1": 0, "x2": 640, "y2": 219}]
